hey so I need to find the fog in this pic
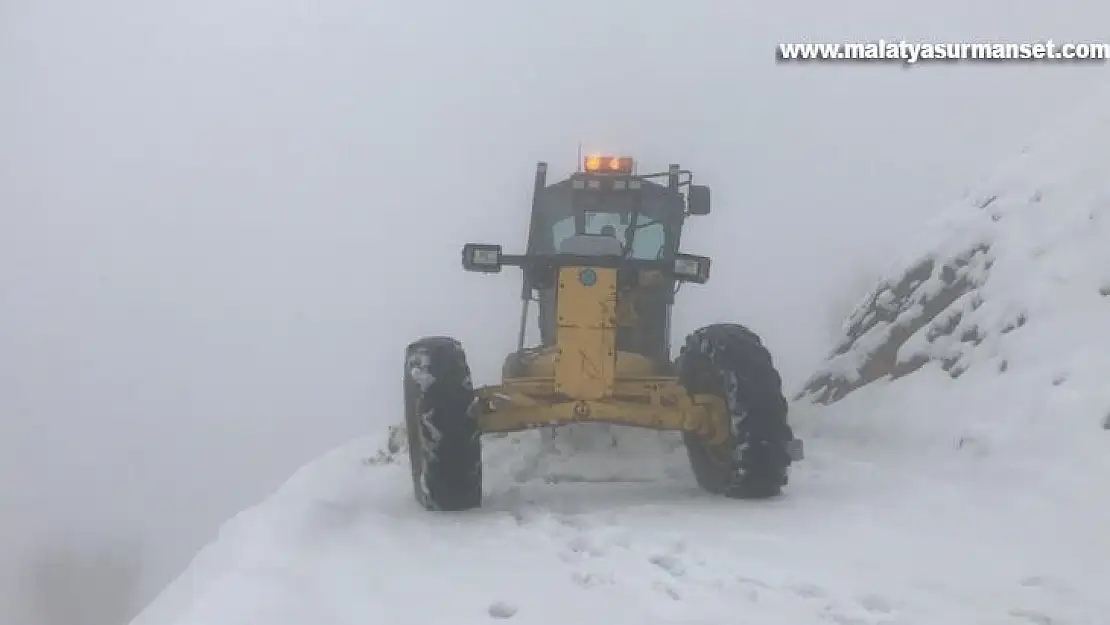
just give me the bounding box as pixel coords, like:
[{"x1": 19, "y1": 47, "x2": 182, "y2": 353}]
[{"x1": 1, "y1": 1, "x2": 1106, "y2": 622}]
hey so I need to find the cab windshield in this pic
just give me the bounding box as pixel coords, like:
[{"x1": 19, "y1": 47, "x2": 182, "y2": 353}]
[{"x1": 551, "y1": 212, "x2": 666, "y2": 260}]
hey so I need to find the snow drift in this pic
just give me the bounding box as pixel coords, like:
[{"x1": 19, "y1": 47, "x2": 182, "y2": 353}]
[{"x1": 131, "y1": 87, "x2": 1110, "y2": 625}]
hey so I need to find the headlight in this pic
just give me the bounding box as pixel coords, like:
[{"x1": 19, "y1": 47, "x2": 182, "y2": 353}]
[
  {"x1": 672, "y1": 253, "x2": 710, "y2": 284},
  {"x1": 461, "y1": 243, "x2": 503, "y2": 273},
  {"x1": 674, "y1": 257, "x2": 701, "y2": 277},
  {"x1": 472, "y1": 248, "x2": 499, "y2": 265}
]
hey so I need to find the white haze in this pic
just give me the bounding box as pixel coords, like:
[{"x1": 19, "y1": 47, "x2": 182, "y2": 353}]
[{"x1": 0, "y1": 1, "x2": 1106, "y2": 622}]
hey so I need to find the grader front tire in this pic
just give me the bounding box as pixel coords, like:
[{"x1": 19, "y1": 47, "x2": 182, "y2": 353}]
[
  {"x1": 403, "y1": 337, "x2": 482, "y2": 511},
  {"x1": 678, "y1": 323, "x2": 796, "y2": 499}
]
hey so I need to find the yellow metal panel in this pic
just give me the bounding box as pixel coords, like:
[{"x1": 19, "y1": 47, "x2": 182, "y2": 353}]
[
  {"x1": 554, "y1": 266, "x2": 617, "y2": 399},
  {"x1": 473, "y1": 377, "x2": 729, "y2": 444}
]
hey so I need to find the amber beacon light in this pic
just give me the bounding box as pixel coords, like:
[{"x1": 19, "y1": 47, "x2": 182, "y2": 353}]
[{"x1": 583, "y1": 155, "x2": 634, "y2": 174}]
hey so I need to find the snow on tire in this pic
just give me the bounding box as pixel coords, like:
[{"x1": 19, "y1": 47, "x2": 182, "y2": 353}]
[
  {"x1": 678, "y1": 323, "x2": 796, "y2": 498},
  {"x1": 403, "y1": 336, "x2": 482, "y2": 511}
]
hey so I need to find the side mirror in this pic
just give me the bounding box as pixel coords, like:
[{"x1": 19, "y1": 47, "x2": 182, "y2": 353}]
[
  {"x1": 672, "y1": 253, "x2": 710, "y2": 284},
  {"x1": 688, "y1": 185, "x2": 711, "y2": 216},
  {"x1": 459, "y1": 244, "x2": 503, "y2": 274},
  {"x1": 462, "y1": 243, "x2": 503, "y2": 273}
]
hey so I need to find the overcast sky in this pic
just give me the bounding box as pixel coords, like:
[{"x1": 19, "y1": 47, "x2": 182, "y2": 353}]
[{"x1": 2, "y1": 1, "x2": 1108, "y2": 622}]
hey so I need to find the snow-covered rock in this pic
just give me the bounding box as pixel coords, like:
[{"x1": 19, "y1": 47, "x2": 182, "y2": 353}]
[{"x1": 800, "y1": 83, "x2": 1110, "y2": 410}]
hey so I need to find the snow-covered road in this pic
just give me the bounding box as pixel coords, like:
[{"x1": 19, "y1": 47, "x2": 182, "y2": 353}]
[{"x1": 132, "y1": 383, "x2": 1110, "y2": 625}]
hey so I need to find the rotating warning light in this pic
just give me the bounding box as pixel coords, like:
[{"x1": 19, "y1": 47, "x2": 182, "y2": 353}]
[{"x1": 583, "y1": 155, "x2": 633, "y2": 174}]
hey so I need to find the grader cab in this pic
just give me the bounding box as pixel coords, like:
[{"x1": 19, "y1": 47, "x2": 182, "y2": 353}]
[{"x1": 402, "y1": 156, "x2": 803, "y2": 511}]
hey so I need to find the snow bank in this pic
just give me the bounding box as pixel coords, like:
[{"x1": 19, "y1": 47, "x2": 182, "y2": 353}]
[{"x1": 131, "y1": 85, "x2": 1110, "y2": 625}]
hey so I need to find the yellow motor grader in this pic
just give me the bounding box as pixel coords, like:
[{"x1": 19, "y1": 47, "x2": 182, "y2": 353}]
[{"x1": 403, "y1": 156, "x2": 803, "y2": 511}]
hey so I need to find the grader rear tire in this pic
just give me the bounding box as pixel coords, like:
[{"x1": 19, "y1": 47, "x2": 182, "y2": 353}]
[
  {"x1": 678, "y1": 323, "x2": 796, "y2": 498},
  {"x1": 403, "y1": 337, "x2": 482, "y2": 511}
]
